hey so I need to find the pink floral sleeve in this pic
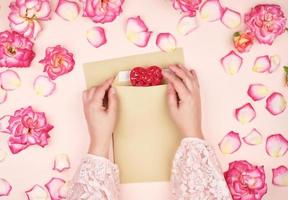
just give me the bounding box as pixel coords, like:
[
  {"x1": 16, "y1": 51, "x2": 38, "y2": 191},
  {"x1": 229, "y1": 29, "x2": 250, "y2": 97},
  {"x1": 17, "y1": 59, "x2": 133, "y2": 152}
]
[
  {"x1": 171, "y1": 137, "x2": 233, "y2": 200},
  {"x1": 67, "y1": 154, "x2": 120, "y2": 200}
]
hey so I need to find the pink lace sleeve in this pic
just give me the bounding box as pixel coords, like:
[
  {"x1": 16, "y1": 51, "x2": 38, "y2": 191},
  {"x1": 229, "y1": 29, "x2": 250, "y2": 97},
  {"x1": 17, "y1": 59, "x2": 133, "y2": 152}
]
[
  {"x1": 67, "y1": 154, "x2": 120, "y2": 200},
  {"x1": 171, "y1": 137, "x2": 232, "y2": 200}
]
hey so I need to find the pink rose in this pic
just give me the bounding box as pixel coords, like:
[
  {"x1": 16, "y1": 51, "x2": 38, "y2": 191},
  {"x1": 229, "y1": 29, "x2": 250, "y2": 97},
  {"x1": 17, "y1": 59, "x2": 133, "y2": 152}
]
[
  {"x1": 224, "y1": 160, "x2": 267, "y2": 200},
  {"x1": 244, "y1": 4, "x2": 287, "y2": 45},
  {"x1": 82, "y1": 0, "x2": 124, "y2": 23},
  {"x1": 0, "y1": 30, "x2": 35, "y2": 68},
  {"x1": 8, "y1": 0, "x2": 51, "y2": 39},
  {"x1": 172, "y1": 0, "x2": 202, "y2": 16},
  {"x1": 40, "y1": 45, "x2": 75, "y2": 80},
  {"x1": 7, "y1": 106, "x2": 53, "y2": 154}
]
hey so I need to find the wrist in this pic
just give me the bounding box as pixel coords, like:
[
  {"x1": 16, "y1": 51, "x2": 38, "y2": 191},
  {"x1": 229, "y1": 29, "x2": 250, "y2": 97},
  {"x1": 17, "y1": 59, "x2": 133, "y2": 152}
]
[{"x1": 88, "y1": 139, "x2": 111, "y2": 158}]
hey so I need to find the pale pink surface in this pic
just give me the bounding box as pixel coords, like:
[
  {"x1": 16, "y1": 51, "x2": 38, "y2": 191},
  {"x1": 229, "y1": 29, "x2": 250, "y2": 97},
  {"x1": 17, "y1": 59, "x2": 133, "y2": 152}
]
[{"x1": 0, "y1": 0, "x2": 287, "y2": 199}]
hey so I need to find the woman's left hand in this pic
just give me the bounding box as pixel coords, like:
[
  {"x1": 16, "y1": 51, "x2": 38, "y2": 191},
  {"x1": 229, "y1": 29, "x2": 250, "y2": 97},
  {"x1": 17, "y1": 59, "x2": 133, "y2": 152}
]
[{"x1": 82, "y1": 77, "x2": 118, "y2": 158}]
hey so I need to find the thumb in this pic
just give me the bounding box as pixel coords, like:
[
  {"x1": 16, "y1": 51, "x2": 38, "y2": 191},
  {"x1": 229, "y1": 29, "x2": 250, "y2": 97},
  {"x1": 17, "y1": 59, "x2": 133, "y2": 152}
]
[
  {"x1": 167, "y1": 82, "x2": 178, "y2": 110},
  {"x1": 107, "y1": 87, "x2": 118, "y2": 113}
]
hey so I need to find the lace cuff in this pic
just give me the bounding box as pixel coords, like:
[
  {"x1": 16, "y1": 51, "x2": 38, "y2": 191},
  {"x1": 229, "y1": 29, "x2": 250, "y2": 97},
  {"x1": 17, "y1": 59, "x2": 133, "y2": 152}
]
[
  {"x1": 67, "y1": 154, "x2": 120, "y2": 200},
  {"x1": 171, "y1": 137, "x2": 232, "y2": 200}
]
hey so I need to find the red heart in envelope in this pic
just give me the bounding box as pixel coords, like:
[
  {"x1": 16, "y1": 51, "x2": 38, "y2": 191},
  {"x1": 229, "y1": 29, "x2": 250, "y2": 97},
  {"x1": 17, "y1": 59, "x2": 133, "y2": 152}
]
[{"x1": 130, "y1": 66, "x2": 163, "y2": 86}]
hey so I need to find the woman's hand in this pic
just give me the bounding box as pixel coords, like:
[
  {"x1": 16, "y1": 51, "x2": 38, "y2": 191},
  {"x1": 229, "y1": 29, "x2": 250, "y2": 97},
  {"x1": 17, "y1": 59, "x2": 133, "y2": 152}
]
[
  {"x1": 163, "y1": 65, "x2": 203, "y2": 139},
  {"x1": 82, "y1": 77, "x2": 118, "y2": 158}
]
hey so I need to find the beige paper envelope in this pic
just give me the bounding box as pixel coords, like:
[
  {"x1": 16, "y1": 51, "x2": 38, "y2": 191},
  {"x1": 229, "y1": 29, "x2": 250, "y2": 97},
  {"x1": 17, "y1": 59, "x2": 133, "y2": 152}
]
[{"x1": 83, "y1": 49, "x2": 184, "y2": 183}]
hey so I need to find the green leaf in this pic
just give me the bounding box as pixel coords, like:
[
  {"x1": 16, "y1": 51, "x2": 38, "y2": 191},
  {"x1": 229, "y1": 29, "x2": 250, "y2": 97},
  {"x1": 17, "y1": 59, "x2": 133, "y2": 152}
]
[{"x1": 284, "y1": 66, "x2": 288, "y2": 73}]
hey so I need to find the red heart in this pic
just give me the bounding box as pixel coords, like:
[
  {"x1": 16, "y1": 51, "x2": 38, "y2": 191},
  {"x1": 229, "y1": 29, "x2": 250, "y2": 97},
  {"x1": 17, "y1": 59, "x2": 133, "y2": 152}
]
[{"x1": 130, "y1": 66, "x2": 163, "y2": 86}]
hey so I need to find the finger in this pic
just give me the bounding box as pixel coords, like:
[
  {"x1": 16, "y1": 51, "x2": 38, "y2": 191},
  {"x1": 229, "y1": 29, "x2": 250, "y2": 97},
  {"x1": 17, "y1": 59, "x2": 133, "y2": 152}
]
[
  {"x1": 87, "y1": 87, "x2": 97, "y2": 100},
  {"x1": 82, "y1": 90, "x2": 88, "y2": 102},
  {"x1": 167, "y1": 82, "x2": 178, "y2": 110},
  {"x1": 169, "y1": 65, "x2": 194, "y2": 91},
  {"x1": 92, "y1": 77, "x2": 115, "y2": 104},
  {"x1": 107, "y1": 87, "x2": 118, "y2": 113},
  {"x1": 162, "y1": 70, "x2": 189, "y2": 99},
  {"x1": 190, "y1": 69, "x2": 200, "y2": 88}
]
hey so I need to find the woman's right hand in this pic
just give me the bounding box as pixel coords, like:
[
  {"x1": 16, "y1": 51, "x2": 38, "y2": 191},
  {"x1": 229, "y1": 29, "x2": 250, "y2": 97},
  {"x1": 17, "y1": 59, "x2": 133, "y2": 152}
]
[{"x1": 163, "y1": 65, "x2": 203, "y2": 139}]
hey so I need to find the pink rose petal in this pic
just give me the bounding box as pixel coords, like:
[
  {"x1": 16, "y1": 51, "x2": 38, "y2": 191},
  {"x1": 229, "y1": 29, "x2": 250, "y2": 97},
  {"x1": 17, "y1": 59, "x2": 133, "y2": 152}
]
[
  {"x1": 86, "y1": 27, "x2": 107, "y2": 48},
  {"x1": 252, "y1": 55, "x2": 271, "y2": 73},
  {"x1": 25, "y1": 184, "x2": 49, "y2": 200},
  {"x1": 234, "y1": 103, "x2": 256, "y2": 124},
  {"x1": 218, "y1": 131, "x2": 241, "y2": 154},
  {"x1": 156, "y1": 33, "x2": 177, "y2": 52},
  {"x1": 0, "y1": 70, "x2": 21, "y2": 91},
  {"x1": 53, "y1": 154, "x2": 70, "y2": 173},
  {"x1": 265, "y1": 92, "x2": 287, "y2": 115},
  {"x1": 45, "y1": 178, "x2": 65, "y2": 200},
  {"x1": 269, "y1": 55, "x2": 281, "y2": 73},
  {"x1": 0, "y1": 178, "x2": 12, "y2": 196},
  {"x1": 200, "y1": 0, "x2": 223, "y2": 22},
  {"x1": 266, "y1": 134, "x2": 288, "y2": 158},
  {"x1": 221, "y1": 8, "x2": 241, "y2": 29},
  {"x1": 0, "y1": 88, "x2": 7, "y2": 104},
  {"x1": 177, "y1": 16, "x2": 198, "y2": 36},
  {"x1": 126, "y1": 16, "x2": 152, "y2": 47},
  {"x1": 58, "y1": 182, "x2": 71, "y2": 198},
  {"x1": 56, "y1": 0, "x2": 80, "y2": 21},
  {"x1": 33, "y1": 75, "x2": 56, "y2": 97},
  {"x1": 0, "y1": 115, "x2": 11, "y2": 133},
  {"x1": 247, "y1": 83, "x2": 269, "y2": 101},
  {"x1": 272, "y1": 166, "x2": 288, "y2": 187},
  {"x1": 220, "y1": 50, "x2": 243, "y2": 75},
  {"x1": 242, "y1": 128, "x2": 263, "y2": 145},
  {"x1": 0, "y1": 149, "x2": 7, "y2": 162}
]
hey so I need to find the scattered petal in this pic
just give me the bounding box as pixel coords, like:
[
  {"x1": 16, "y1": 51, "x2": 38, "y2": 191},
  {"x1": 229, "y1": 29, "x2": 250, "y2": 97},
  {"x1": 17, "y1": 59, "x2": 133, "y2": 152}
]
[
  {"x1": 86, "y1": 27, "x2": 107, "y2": 48},
  {"x1": 247, "y1": 83, "x2": 269, "y2": 101},
  {"x1": 234, "y1": 103, "x2": 256, "y2": 124},
  {"x1": 272, "y1": 166, "x2": 288, "y2": 187},
  {"x1": 45, "y1": 178, "x2": 65, "y2": 200},
  {"x1": 0, "y1": 115, "x2": 10, "y2": 133},
  {"x1": 0, "y1": 88, "x2": 7, "y2": 104},
  {"x1": 59, "y1": 182, "x2": 71, "y2": 198},
  {"x1": 252, "y1": 55, "x2": 271, "y2": 73},
  {"x1": 56, "y1": 0, "x2": 80, "y2": 21},
  {"x1": 266, "y1": 134, "x2": 288, "y2": 158},
  {"x1": 177, "y1": 15, "x2": 198, "y2": 35},
  {"x1": 242, "y1": 128, "x2": 263, "y2": 145},
  {"x1": 221, "y1": 8, "x2": 241, "y2": 29},
  {"x1": 53, "y1": 154, "x2": 70, "y2": 172},
  {"x1": 33, "y1": 75, "x2": 56, "y2": 97},
  {"x1": 156, "y1": 33, "x2": 177, "y2": 52},
  {"x1": 0, "y1": 149, "x2": 7, "y2": 162},
  {"x1": 266, "y1": 92, "x2": 287, "y2": 115},
  {"x1": 0, "y1": 178, "x2": 12, "y2": 196},
  {"x1": 218, "y1": 131, "x2": 241, "y2": 154},
  {"x1": 125, "y1": 16, "x2": 152, "y2": 47},
  {"x1": 25, "y1": 185, "x2": 49, "y2": 200},
  {"x1": 0, "y1": 70, "x2": 21, "y2": 91},
  {"x1": 269, "y1": 55, "x2": 281, "y2": 73},
  {"x1": 220, "y1": 50, "x2": 243, "y2": 75},
  {"x1": 200, "y1": 0, "x2": 223, "y2": 22}
]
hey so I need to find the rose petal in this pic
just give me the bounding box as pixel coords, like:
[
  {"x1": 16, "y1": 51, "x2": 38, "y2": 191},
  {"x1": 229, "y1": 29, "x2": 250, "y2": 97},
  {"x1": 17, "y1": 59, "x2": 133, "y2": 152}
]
[
  {"x1": 86, "y1": 27, "x2": 107, "y2": 48},
  {"x1": 266, "y1": 134, "x2": 288, "y2": 158},
  {"x1": 59, "y1": 182, "x2": 71, "y2": 198},
  {"x1": 0, "y1": 70, "x2": 21, "y2": 91},
  {"x1": 218, "y1": 131, "x2": 241, "y2": 154},
  {"x1": 221, "y1": 8, "x2": 241, "y2": 29},
  {"x1": 269, "y1": 55, "x2": 281, "y2": 73},
  {"x1": 200, "y1": 0, "x2": 223, "y2": 22},
  {"x1": 242, "y1": 128, "x2": 263, "y2": 145},
  {"x1": 156, "y1": 33, "x2": 177, "y2": 52},
  {"x1": 252, "y1": 55, "x2": 271, "y2": 73},
  {"x1": 265, "y1": 92, "x2": 287, "y2": 115},
  {"x1": 220, "y1": 50, "x2": 243, "y2": 75},
  {"x1": 126, "y1": 16, "x2": 152, "y2": 47},
  {"x1": 234, "y1": 103, "x2": 256, "y2": 124},
  {"x1": 177, "y1": 16, "x2": 198, "y2": 36},
  {"x1": 33, "y1": 75, "x2": 56, "y2": 97},
  {"x1": 0, "y1": 115, "x2": 10, "y2": 133},
  {"x1": 25, "y1": 184, "x2": 49, "y2": 200},
  {"x1": 56, "y1": 0, "x2": 80, "y2": 21},
  {"x1": 45, "y1": 178, "x2": 65, "y2": 200},
  {"x1": 272, "y1": 166, "x2": 288, "y2": 187},
  {"x1": 0, "y1": 149, "x2": 7, "y2": 162},
  {"x1": 53, "y1": 154, "x2": 70, "y2": 172},
  {"x1": 0, "y1": 178, "x2": 12, "y2": 196},
  {"x1": 247, "y1": 83, "x2": 269, "y2": 101},
  {"x1": 0, "y1": 88, "x2": 7, "y2": 104}
]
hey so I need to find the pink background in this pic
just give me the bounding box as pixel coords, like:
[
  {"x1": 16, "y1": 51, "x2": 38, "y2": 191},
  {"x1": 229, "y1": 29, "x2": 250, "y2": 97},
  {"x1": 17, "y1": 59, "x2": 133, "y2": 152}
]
[{"x1": 0, "y1": 0, "x2": 288, "y2": 199}]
